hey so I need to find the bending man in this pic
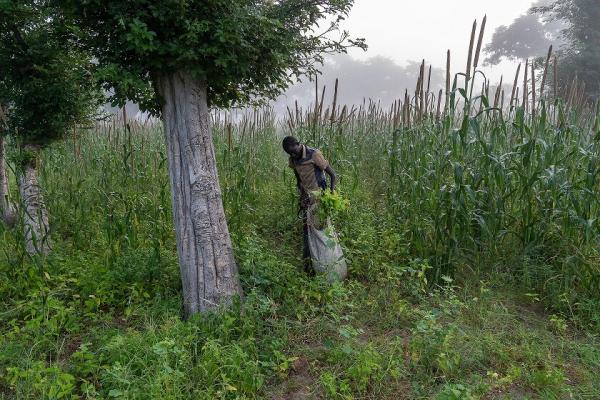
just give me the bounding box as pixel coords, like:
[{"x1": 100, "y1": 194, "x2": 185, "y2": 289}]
[{"x1": 282, "y1": 136, "x2": 337, "y2": 273}]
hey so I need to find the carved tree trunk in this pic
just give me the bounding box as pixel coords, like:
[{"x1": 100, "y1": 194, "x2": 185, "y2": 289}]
[
  {"x1": 17, "y1": 149, "x2": 50, "y2": 255},
  {"x1": 155, "y1": 70, "x2": 242, "y2": 317},
  {"x1": 0, "y1": 136, "x2": 16, "y2": 227}
]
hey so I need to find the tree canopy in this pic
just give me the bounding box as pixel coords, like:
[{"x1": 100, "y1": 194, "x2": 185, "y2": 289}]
[
  {"x1": 59, "y1": 0, "x2": 366, "y2": 114},
  {"x1": 0, "y1": 0, "x2": 101, "y2": 146}
]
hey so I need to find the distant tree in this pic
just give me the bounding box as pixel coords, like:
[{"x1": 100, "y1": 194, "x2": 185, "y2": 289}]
[
  {"x1": 485, "y1": 0, "x2": 600, "y2": 99},
  {"x1": 484, "y1": 13, "x2": 564, "y2": 65},
  {"x1": 59, "y1": 0, "x2": 366, "y2": 317},
  {"x1": 0, "y1": 1, "x2": 101, "y2": 254},
  {"x1": 533, "y1": 0, "x2": 600, "y2": 98}
]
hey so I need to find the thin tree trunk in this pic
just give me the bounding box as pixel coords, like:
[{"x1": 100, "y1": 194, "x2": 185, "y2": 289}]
[
  {"x1": 17, "y1": 149, "x2": 50, "y2": 255},
  {"x1": 0, "y1": 136, "x2": 16, "y2": 227},
  {"x1": 155, "y1": 70, "x2": 242, "y2": 317}
]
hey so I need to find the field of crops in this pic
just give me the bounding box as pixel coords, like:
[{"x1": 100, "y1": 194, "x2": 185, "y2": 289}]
[{"x1": 1, "y1": 21, "x2": 600, "y2": 398}]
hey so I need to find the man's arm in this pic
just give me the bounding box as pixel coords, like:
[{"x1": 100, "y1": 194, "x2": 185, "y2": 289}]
[
  {"x1": 313, "y1": 150, "x2": 337, "y2": 191},
  {"x1": 325, "y1": 165, "x2": 337, "y2": 191}
]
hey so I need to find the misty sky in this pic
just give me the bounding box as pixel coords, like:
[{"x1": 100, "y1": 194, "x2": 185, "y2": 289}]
[{"x1": 341, "y1": 0, "x2": 536, "y2": 83}]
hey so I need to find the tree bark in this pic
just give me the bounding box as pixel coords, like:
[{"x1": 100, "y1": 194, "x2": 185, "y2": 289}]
[
  {"x1": 155, "y1": 70, "x2": 242, "y2": 317},
  {"x1": 0, "y1": 136, "x2": 16, "y2": 227},
  {"x1": 17, "y1": 149, "x2": 50, "y2": 255}
]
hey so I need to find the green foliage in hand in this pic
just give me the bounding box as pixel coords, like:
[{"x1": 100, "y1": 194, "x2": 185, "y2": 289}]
[
  {"x1": 0, "y1": 1, "x2": 102, "y2": 146},
  {"x1": 58, "y1": 0, "x2": 366, "y2": 113},
  {"x1": 313, "y1": 188, "x2": 350, "y2": 224}
]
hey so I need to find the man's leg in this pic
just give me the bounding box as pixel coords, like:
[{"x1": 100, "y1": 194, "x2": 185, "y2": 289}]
[{"x1": 302, "y1": 208, "x2": 314, "y2": 275}]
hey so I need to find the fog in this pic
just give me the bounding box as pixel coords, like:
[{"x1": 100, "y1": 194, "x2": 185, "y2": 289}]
[
  {"x1": 276, "y1": 0, "x2": 539, "y2": 111},
  {"x1": 275, "y1": 55, "x2": 444, "y2": 113}
]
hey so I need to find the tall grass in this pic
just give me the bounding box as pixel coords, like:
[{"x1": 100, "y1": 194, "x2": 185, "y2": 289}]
[{"x1": 262, "y1": 19, "x2": 600, "y2": 320}]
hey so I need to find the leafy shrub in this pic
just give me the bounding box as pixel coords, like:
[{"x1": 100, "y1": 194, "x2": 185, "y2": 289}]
[
  {"x1": 436, "y1": 383, "x2": 475, "y2": 400},
  {"x1": 5, "y1": 362, "x2": 77, "y2": 400},
  {"x1": 410, "y1": 311, "x2": 461, "y2": 377}
]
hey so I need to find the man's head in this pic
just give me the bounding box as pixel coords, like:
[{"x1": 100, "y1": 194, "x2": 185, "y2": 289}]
[{"x1": 282, "y1": 136, "x2": 302, "y2": 158}]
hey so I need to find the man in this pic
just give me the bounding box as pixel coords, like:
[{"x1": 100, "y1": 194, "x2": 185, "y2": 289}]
[{"x1": 282, "y1": 136, "x2": 337, "y2": 272}]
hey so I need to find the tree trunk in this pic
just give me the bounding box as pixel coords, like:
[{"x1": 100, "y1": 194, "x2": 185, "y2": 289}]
[
  {"x1": 155, "y1": 70, "x2": 242, "y2": 317},
  {"x1": 0, "y1": 136, "x2": 16, "y2": 227},
  {"x1": 17, "y1": 149, "x2": 50, "y2": 255}
]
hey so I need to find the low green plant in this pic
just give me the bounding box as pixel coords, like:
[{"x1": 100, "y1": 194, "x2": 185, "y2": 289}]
[
  {"x1": 548, "y1": 314, "x2": 568, "y2": 334},
  {"x1": 529, "y1": 366, "x2": 567, "y2": 393},
  {"x1": 410, "y1": 311, "x2": 462, "y2": 377},
  {"x1": 437, "y1": 383, "x2": 475, "y2": 400},
  {"x1": 5, "y1": 362, "x2": 77, "y2": 400},
  {"x1": 319, "y1": 371, "x2": 353, "y2": 399}
]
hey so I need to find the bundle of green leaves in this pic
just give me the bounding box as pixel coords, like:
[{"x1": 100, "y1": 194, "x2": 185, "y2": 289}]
[{"x1": 313, "y1": 189, "x2": 350, "y2": 225}]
